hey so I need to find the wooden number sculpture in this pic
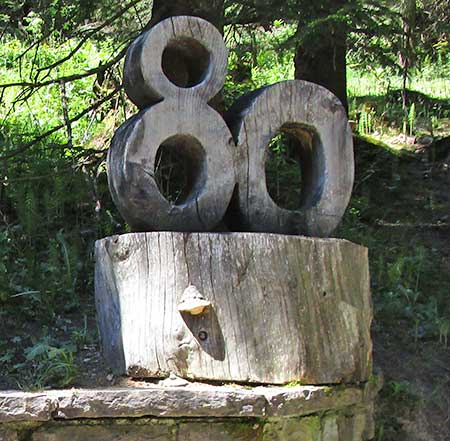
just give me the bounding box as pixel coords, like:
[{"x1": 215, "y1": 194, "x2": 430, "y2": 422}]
[
  {"x1": 108, "y1": 16, "x2": 235, "y2": 232},
  {"x1": 108, "y1": 16, "x2": 354, "y2": 236}
]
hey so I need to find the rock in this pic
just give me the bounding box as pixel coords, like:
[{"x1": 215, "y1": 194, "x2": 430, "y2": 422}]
[
  {"x1": 0, "y1": 381, "x2": 380, "y2": 423},
  {"x1": 415, "y1": 134, "x2": 434, "y2": 146},
  {"x1": 0, "y1": 381, "x2": 380, "y2": 441},
  {"x1": 177, "y1": 421, "x2": 262, "y2": 441},
  {"x1": 0, "y1": 392, "x2": 57, "y2": 422},
  {"x1": 0, "y1": 430, "x2": 18, "y2": 441},
  {"x1": 32, "y1": 422, "x2": 175, "y2": 441}
]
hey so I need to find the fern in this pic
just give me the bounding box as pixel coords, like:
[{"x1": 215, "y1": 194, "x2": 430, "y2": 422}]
[
  {"x1": 56, "y1": 230, "x2": 72, "y2": 282},
  {"x1": 24, "y1": 186, "x2": 38, "y2": 236},
  {"x1": 358, "y1": 109, "x2": 374, "y2": 135}
]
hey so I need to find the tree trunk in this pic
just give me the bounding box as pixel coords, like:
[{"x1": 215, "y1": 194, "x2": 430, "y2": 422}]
[
  {"x1": 294, "y1": 2, "x2": 348, "y2": 112},
  {"x1": 95, "y1": 232, "x2": 372, "y2": 385},
  {"x1": 149, "y1": 0, "x2": 224, "y2": 33},
  {"x1": 400, "y1": 0, "x2": 417, "y2": 138}
]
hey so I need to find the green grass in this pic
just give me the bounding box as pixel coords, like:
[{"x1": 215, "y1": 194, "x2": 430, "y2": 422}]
[{"x1": 348, "y1": 62, "x2": 450, "y2": 100}]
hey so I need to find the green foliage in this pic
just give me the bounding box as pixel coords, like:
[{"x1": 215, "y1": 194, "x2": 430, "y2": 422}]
[
  {"x1": 358, "y1": 108, "x2": 375, "y2": 135},
  {"x1": 265, "y1": 132, "x2": 302, "y2": 210},
  {"x1": 0, "y1": 154, "x2": 120, "y2": 319},
  {"x1": 23, "y1": 336, "x2": 78, "y2": 389},
  {"x1": 338, "y1": 136, "x2": 450, "y2": 347},
  {"x1": 0, "y1": 330, "x2": 79, "y2": 390},
  {"x1": 0, "y1": 37, "x2": 115, "y2": 150},
  {"x1": 0, "y1": 45, "x2": 124, "y2": 397},
  {"x1": 1, "y1": 0, "x2": 152, "y2": 41},
  {"x1": 376, "y1": 380, "x2": 420, "y2": 441},
  {"x1": 0, "y1": 11, "x2": 447, "y2": 438},
  {"x1": 224, "y1": 22, "x2": 295, "y2": 104},
  {"x1": 408, "y1": 102, "x2": 416, "y2": 136}
]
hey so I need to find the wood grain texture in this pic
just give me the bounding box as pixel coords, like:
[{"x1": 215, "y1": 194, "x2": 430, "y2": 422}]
[
  {"x1": 95, "y1": 232, "x2": 372, "y2": 384},
  {"x1": 107, "y1": 100, "x2": 235, "y2": 232},
  {"x1": 225, "y1": 81, "x2": 354, "y2": 237},
  {"x1": 113, "y1": 16, "x2": 354, "y2": 236},
  {"x1": 109, "y1": 16, "x2": 234, "y2": 232},
  {"x1": 123, "y1": 16, "x2": 228, "y2": 108}
]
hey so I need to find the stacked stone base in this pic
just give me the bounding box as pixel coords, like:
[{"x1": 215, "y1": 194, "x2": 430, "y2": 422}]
[{"x1": 0, "y1": 381, "x2": 379, "y2": 441}]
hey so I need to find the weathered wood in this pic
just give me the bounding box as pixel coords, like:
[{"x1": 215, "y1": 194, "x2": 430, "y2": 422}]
[
  {"x1": 124, "y1": 16, "x2": 228, "y2": 108},
  {"x1": 225, "y1": 80, "x2": 354, "y2": 237},
  {"x1": 109, "y1": 16, "x2": 235, "y2": 232},
  {"x1": 95, "y1": 232, "x2": 372, "y2": 384},
  {"x1": 111, "y1": 16, "x2": 354, "y2": 235},
  {"x1": 107, "y1": 100, "x2": 235, "y2": 232}
]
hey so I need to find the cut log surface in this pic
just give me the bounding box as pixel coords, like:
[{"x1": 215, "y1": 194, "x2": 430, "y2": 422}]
[{"x1": 95, "y1": 232, "x2": 372, "y2": 385}]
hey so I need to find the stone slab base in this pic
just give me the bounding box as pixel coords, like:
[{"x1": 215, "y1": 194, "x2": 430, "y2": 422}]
[
  {"x1": 0, "y1": 381, "x2": 379, "y2": 440},
  {"x1": 1, "y1": 413, "x2": 373, "y2": 441}
]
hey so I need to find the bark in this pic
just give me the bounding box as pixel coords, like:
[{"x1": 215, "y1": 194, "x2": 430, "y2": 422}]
[
  {"x1": 400, "y1": 0, "x2": 417, "y2": 135},
  {"x1": 294, "y1": 1, "x2": 349, "y2": 112},
  {"x1": 149, "y1": 0, "x2": 225, "y2": 33},
  {"x1": 295, "y1": 29, "x2": 348, "y2": 113}
]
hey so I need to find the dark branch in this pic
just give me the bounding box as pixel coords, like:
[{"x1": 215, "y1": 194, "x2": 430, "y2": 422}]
[
  {"x1": 0, "y1": 44, "x2": 129, "y2": 90},
  {"x1": 34, "y1": 0, "x2": 143, "y2": 78},
  {"x1": 0, "y1": 87, "x2": 122, "y2": 161}
]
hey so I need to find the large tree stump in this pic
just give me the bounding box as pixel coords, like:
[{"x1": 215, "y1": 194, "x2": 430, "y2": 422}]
[{"x1": 95, "y1": 232, "x2": 372, "y2": 385}]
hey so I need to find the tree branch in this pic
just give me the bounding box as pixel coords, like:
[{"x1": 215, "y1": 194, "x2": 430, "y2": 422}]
[
  {"x1": 0, "y1": 87, "x2": 122, "y2": 161},
  {"x1": 0, "y1": 44, "x2": 129, "y2": 90},
  {"x1": 34, "y1": 0, "x2": 143, "y2": 79}
]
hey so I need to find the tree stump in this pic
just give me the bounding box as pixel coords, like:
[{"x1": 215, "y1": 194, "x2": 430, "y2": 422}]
[{"x1": 95, "y1": 232, "x2": 372, "y2": 385}]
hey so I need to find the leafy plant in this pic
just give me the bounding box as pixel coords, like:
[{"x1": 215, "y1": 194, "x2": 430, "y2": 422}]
[
  {"x1": 265, "y1": 131, "x2": 302, "y2": 210},
  {"x1": 21, "y1": 336, "x2": 78, "y2": 389},
  {"x1": 358, "y1": 108, "x2": 375, "y2": 135}
]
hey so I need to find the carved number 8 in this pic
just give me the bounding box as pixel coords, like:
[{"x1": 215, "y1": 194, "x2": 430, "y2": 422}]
[{"x1": 108, "y1": 16, "x2": 354, "y2": 236}]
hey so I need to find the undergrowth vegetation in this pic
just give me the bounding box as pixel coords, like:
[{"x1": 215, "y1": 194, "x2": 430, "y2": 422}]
[{"x1": 0, "y1": 17, "x2": 449, "y2": 440}]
